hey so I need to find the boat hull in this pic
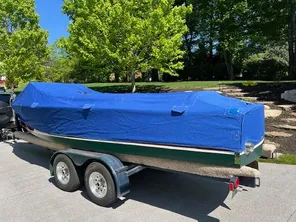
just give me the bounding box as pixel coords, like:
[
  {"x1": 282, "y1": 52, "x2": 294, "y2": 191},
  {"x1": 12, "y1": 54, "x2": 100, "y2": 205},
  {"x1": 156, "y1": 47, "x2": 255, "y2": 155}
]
[
  {"x1": 14, "y1": 130, "x2": 262, "y2": 180},
  {"x1": 25, "y1": 129, "x2": 262, "y2": 168}
]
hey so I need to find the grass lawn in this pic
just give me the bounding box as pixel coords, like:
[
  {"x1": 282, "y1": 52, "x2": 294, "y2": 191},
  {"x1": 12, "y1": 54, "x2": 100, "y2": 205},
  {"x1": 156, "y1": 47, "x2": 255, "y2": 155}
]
[
  {"x1": 259, "y1": 154, "x2": 296, "y2": 165},
  {"x1": 85, "y1": 81, "x2": 229, "y2": 89},
  {"x1": 85, "y1": 80, "x2": 296, "y2": 90}
]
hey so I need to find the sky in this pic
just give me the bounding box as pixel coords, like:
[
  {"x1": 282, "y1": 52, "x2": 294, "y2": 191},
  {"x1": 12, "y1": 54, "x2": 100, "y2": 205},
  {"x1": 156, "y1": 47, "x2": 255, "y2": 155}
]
[{"x1": 35, "y1": 0, "x2": 69, "y2": 44}]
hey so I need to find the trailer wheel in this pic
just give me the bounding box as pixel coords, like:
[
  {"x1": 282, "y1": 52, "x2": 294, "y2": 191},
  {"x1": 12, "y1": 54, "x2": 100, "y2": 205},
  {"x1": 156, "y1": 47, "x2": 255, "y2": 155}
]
[
  {"x1": 53, "y1": 154, "x2": 81, "y2": 192},
  {"x1": 84, "y1": 162, "x2": 117, "y2": 207}
]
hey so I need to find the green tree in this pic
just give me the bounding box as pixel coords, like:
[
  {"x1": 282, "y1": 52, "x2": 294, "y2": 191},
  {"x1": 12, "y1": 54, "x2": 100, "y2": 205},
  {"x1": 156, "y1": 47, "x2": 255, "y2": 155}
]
[
  {"x1": 246, "y1": 1, "x2": 289, "y2": 75},
  {"x1": 0, "y1": 0, "x2": 48, "y2": 90},
  {"x1": 288, "y1": 0, "x2": 296, "y2": 79},
  {"x1": 178, "y1": 0, "x2": 291, "y2": 81},
  {"x1": 45, "y1": 41, "x2": 75, "y2": 83},
  {"x1": 177, "y1": 0, "x2": 251, "y2": 80},
  {"x1": 217, "y1": 0, "x2": 250, "y2": 80},
  {"x1": 63, "y1": 0, "x2": 192, "y2": 91}
]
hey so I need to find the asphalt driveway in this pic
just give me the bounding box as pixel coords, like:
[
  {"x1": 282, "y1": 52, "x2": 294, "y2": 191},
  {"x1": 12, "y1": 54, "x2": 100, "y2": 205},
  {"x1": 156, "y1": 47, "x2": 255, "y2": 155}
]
[{"x1": 0, "y1": 141, "x2": 296, "y2": 222}]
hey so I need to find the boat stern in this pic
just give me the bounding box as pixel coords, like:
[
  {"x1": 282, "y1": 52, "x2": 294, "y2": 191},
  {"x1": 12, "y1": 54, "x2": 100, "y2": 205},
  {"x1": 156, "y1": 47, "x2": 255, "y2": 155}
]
[{"x1": 235, "y1": 139, "x2": 264, "y2": 168}]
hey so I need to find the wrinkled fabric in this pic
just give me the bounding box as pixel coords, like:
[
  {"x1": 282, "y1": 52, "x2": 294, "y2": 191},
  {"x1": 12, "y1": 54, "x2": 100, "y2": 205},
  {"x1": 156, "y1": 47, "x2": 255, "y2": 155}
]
[{"x1": 12, "y1": 82, "x2": 265, "y2": 153}]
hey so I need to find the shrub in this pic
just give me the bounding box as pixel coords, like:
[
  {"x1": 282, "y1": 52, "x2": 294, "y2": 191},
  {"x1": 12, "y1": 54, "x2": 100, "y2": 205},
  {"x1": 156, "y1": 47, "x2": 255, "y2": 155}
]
[
  {"x1": 242, "y1": 46, "x2": 288, "y2": 81},
  {"x1": 242, "y1": 80, "x2": 257, "y2": 87}
]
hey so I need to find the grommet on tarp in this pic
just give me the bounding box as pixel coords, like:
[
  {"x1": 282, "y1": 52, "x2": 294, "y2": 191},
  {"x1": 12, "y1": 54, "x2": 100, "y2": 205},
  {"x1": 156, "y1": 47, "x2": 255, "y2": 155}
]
[{"x1": 31, "y1": 102, "x2": 38, "y2": 108}]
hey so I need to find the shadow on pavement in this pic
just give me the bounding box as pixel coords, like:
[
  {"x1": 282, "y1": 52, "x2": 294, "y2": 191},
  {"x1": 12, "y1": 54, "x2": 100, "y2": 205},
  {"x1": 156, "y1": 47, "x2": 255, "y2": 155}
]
[
  {"x1": 11, "y1": 141, "x2": 54, "y2": 169},
  {"x1": 127, "y1": 169, "x2": 229, "y2": 221},
  {"x1": 11, "y1": 141, "x2": 230, "y2": 221}
]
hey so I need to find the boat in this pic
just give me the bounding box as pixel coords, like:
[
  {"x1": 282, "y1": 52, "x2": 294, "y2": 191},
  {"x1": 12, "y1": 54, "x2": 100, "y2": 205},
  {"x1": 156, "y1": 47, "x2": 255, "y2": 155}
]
[
  {"x1": 9, "y1": 82, "x2": 265, "y2": 206},
  {"x1": 11, "y1": 82, "x2": 263, "y2": 174}
]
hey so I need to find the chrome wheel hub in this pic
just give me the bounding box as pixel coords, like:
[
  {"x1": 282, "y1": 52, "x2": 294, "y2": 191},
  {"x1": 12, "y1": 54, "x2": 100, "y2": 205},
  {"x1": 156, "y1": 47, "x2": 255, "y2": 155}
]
[
  {"x1": 89, "y1": 172, "x2": 107, "y2": 198},
  {"x1": 56, "y1": 162, "x2": 70, "y2": 185}
]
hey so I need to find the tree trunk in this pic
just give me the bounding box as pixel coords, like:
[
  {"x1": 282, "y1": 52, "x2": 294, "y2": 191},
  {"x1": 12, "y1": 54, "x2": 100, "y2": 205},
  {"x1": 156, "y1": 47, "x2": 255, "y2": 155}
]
[
  {"x1": 288, "y1": 0, "x2": 295, "y2": 79},
  {"x1": 131, "y1": 72, "x2": 136, "y2": 93},
  {"x1": 293, "y1": 0, "x2": 296, "y2": 80},
  {"x1": 223, "y1": 51, "x2": 234, "y2": 80},
  {"x1": 115, "y1": 72, "x2": 119, "y2": 82},
  {"x1": 209, "y1": 39, "x2": 213, "y2": 59},
  {"x1": 10, "y1": 85, "x2": 14, "y2": 94},
  {"x1": 209, "y1": 37, "x2": 214, "y2": 79}
]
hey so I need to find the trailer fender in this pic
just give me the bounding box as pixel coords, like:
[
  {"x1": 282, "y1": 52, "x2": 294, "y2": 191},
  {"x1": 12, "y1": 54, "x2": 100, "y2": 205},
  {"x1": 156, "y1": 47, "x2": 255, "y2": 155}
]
[{"x1": 49, "y1": 148, "x2": 130, "y2": 198}]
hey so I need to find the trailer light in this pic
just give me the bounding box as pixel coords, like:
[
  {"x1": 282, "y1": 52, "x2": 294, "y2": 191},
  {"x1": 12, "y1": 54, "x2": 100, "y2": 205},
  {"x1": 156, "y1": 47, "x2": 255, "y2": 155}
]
[
  {"x1": 235, "y1": 177, "x2": 240, "y2": 188},
  {"x1": 229, "y1": 176, "x2": 240, "y2": 191},
  {"x1": 229, "y1": 183, "x2": 234, "y2": 191}
]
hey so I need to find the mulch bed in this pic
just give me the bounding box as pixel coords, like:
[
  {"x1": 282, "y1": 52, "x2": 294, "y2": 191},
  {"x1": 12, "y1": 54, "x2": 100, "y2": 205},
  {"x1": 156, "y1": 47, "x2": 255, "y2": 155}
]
[{"x1": 265, "y1": 105, "x2": 296, "y2": 154}]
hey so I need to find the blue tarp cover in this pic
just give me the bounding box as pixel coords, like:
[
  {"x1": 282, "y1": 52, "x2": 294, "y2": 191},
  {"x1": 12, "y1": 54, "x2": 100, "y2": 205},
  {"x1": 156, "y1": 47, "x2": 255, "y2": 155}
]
[{"x1": 12, "y1": 82, "x2": 265, "y2": 153}]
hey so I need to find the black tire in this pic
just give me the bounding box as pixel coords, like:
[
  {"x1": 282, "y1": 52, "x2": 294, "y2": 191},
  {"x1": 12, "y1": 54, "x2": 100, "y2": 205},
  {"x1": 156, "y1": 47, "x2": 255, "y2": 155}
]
[
  {"x1": 84, "y1": 162, "x2": 117, "y2": 207},
  {"x1": 53, "y1": 154, "x2": 81, "y2": 192}
]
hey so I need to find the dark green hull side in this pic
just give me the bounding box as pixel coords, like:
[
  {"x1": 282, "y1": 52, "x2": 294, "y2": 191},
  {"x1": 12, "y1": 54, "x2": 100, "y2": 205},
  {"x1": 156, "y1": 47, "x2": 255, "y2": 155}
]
[
  {"x1": 53, "y1": 136, "x2": 237, "y2": 167},
  {"x1": 32, "y1": 131, "x2": 236, "y2": 167},
  {"x1": 31, "y1": 131, "x2": 262, "y2": 168}
]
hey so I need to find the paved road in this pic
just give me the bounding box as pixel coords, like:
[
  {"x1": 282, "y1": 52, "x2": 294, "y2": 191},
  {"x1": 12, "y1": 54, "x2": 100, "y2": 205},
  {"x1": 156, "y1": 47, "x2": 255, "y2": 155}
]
[{"x1": 0, "y1": 141, "x2": 296, "y2": 222}]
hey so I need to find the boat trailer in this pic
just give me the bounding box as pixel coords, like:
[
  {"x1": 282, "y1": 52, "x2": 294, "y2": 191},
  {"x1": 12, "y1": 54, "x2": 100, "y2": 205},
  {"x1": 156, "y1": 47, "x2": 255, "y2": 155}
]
[{"x1": 12, "y1": 131, "x2": 260, "y2": 207}]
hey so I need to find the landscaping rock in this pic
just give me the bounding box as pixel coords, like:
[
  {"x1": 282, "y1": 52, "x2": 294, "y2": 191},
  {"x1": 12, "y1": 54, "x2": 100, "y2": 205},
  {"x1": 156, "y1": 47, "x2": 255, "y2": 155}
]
[
  {"x1": 259, "y1": 101, "x2": 276, "y2": 105},
  {"x1": 259, "y1": 91, "x2": 271, "y2": 95},
  {"x1": 221, "y1": 88, "x2": 243, "y2": 93},
  {"x1": 281, "y1": 118, "x2": 296, "y2": 123},
  {"x1": 238, "y1": 96, "x2": 258, "y2": 102},
  {"x1": 205, "y1": 86, "x2": 228, "y2": 91},
  {"x1": 265, "y1": 109, "x2": 282, "y2": 118},
  {"x1": 265, "y1": 131, "x2": 292, "y2": 138},
  {"x1": 278, "y1": 105, "x2": 294, "y2": 111},
  {"x1": 262, "y1": 144, "x2": 277, "y2": 159},
  {"x1": 226, "y1": 92, "x2": 249, "y2": 97},
  {"x1": 291, "y1": 112, "x2": 296, "y2": 117},
  {"x1": 273, "y1": 124, "x2": 296, "y2": 130},
  {"x1": 273, "y1": 152, "x2": 284, "y2": 159},
  {"x1": 264, "y1": 139, "x2": 280, "y2": 148},
  {"x1": 264, "y1": 105, "x2": 271, "y2": 110},
  {"x1": 281, "y1": 89, "x2": 296, "y2": 103}
]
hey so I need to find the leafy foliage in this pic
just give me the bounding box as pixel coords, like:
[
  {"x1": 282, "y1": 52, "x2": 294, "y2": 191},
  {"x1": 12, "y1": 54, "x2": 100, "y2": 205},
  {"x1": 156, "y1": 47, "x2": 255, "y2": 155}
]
[
  {"x1": 0, "y1": 0, "x2": 291, "y2": 85},
  {"x1": 176, "y1": 0, "x2": 292, "y2": 81},
  {"x1": 243, "y1": 45, "x2": 289, "y2": 80},
  {"x1": 45, "y1": 42, "x2": 75, "y2": 83},
  {"x1": 62, "y1": 0, "x2": 192, "y2": 89},
  {"x1": 0, "y1": 0, "x2": 48, "y2": 89}
]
